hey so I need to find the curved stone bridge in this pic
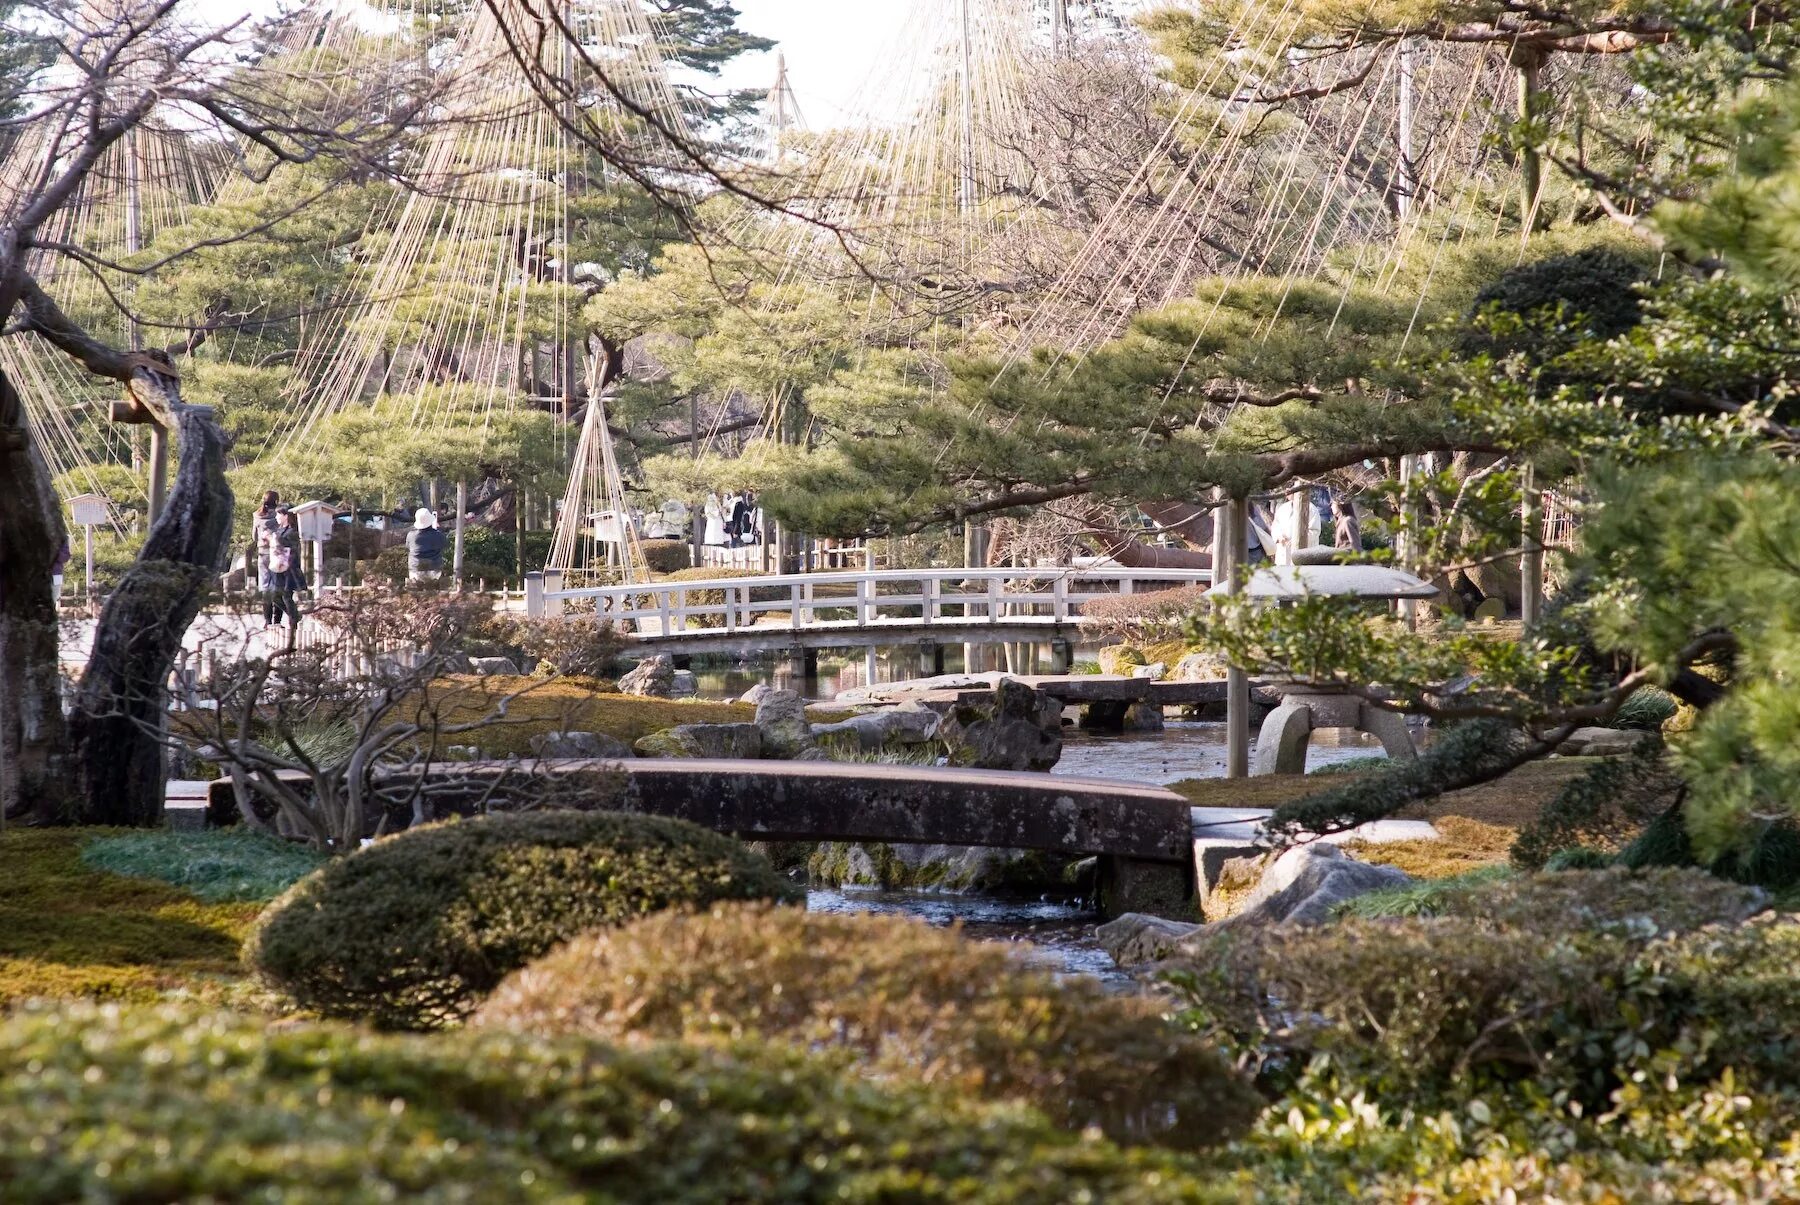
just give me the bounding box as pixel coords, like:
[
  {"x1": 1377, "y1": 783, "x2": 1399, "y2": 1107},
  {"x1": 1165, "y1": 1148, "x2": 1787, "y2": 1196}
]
[{"x1": 205, "y1": 758, "x2": 1196, "y2": 915}]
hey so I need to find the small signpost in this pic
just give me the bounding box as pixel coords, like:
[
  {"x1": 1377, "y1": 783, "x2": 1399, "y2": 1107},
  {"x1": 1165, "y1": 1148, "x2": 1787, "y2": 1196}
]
[
  {"x1": 291, "y1": 500, "x2": 337, "y2": 593},
  {"x1": 589, "y1": 509, "x2": 630, "y2": 572},
  {"x1": 67, "y1": 492, "x2": 109, "y2": 614}
]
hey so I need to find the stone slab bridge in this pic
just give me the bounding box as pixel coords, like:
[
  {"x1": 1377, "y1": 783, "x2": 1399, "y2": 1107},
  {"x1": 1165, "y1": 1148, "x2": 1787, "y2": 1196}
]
[
  {"x1": 522, "y1": 567, "x2": 1213, "y2": 660},
  {"x1": 204, "y1": 758, "x2": 1199, "y2": 916}
]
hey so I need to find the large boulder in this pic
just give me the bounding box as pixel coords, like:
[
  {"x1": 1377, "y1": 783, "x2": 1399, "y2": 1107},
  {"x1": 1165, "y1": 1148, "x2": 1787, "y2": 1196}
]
[
  {"x1": 754, "y1": 689, "x2": 815, "y2": 759},
  {"x1": 811, "y1": 703, "x2": 943, "y2": 754},
  {"x1": 670, "y1": 669, "x2": 698, "y2": 697},
  {"x1": 1096, "y1": 646, "x2": 1145, "y2": 676},
  {"x1": 942, "y1": 679, "x2": 1063, "y2": 771},
  {"x1": 737, "y1": 683, "x2": 773, "y2": 706},
  {"x1": 633, "y1": 723, "x2": 763, "y2": 760},
  {"x1": 468, "y1": 656, "x2": 520, "y2": 677},
  {"x1": 1559, "y1": 726, "x2": 1658, "y2": 757},
  {"x1": 1096, "y1": 913, "x2": 1202, "y2": 967},
  {"x1": 1214, "y1": 844, "x2": 1408, "y2": 930},
  {"x1": 530, "y1": 730, "x2": 633, "y2": 759},
  {"x1": 1171, "y1": 651, "x2": 1226, "y2": 682},
  {"x1": 617, "y1": 654, "x2": 675, "y2": 698},
  {"x1": 1121, "y1": 702, "x2": 1165, "y2": 732}
]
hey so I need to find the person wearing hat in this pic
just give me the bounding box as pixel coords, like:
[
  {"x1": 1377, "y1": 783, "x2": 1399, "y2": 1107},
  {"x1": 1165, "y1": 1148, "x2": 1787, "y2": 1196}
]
[{"x1": 406, "y1": 507, "x2": 447, "y2": 586}]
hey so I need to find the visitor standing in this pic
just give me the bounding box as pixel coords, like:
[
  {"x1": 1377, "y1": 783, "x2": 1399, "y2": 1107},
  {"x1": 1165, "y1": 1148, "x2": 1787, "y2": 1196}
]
[
  {"x1": 703, "y1": 492, "x2": 727, "y2": 546},
  {"x1": 728, "y1": 491, "x2": 751, "y2": 545},
  {"x1": 261, "y1": 506, "x2": 304, "y2": 630},
  {"x1": 249, "y1": 490, "x2": 280, "y2": 590},
  {"x1": 407, "y1": 507, "x2": 447, "y2": 586},
  {"x1": 742, "y1": 489, "x2": 762, "y2": 546}
]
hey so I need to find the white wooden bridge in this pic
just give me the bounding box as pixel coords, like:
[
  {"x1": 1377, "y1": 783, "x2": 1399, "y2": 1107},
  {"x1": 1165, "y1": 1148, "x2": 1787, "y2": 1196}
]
[{"x1": 524, "y1": 566, "x2": 1213, "y2": 656}]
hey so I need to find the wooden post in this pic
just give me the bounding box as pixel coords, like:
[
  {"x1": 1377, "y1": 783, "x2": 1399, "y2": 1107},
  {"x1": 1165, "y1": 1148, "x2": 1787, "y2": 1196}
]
[
  {"x1": 146, "y1": 426, "x2": 168, "y2": 527},
  {"x1": 1213, "y1": 491, "x2": 1250, "y2": 779},
  {"x1": 452, "y1": 481, "x2": 466, "y2": 591},
  {"x1": 83, "y1": 524, "x2": 95, "y2": 616},
  {"x1": 1397, "y1": 454, "x2": 1419, "y2": 630}
]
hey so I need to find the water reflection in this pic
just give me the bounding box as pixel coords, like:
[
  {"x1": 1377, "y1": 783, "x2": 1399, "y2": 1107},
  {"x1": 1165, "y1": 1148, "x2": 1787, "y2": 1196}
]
[
  {"x1": 1054, "y1": 720, "x2": 1390, "y2": 786},
  {"x1": 808, "y1": 888, "x2": 1129, "y2": 986}
]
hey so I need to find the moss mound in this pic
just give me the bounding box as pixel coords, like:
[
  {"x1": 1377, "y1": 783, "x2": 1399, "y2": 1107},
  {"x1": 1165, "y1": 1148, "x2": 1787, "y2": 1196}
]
[
  {"x1": 246, "y1": 812, "x2": 801, "y2": 1029},
  {"x1": 474, "y1": 904, "x2": 1260, "y2": 1150},
  {"x1": 0, "y1": 1002, "x2": 1223, "y2": 1204}
]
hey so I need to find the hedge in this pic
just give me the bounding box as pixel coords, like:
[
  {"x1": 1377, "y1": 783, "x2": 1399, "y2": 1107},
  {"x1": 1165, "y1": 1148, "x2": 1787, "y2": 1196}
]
[
  {"x1": 0, "y1": 1002, "x2": 1227, "y2": 1204},
  {"x1": 474, "y1": 904, "x2": 1261, "y2": 1150},
  {"x1": 246, "y1": 812, "x2": 801, "y2": 1029}
]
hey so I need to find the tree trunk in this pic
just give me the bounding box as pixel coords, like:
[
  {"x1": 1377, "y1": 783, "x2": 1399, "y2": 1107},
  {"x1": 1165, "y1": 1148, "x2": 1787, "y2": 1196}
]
[
  {"x1": 0, "y1": 368, "x2": 76, "y2": 825},
  {"x1": 66, "y1": 376, "x2": 234, "y2": 827}
]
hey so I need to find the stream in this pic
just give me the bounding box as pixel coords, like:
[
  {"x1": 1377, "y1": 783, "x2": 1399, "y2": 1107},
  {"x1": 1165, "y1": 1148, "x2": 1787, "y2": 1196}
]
[{"x1": 692, "y1": 656, "x2": 1391, "y2": 980}]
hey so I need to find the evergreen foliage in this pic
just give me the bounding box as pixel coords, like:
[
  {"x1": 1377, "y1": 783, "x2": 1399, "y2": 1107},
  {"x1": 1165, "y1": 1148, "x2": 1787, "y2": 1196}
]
[
  {"x1": 476, "y1": 903, "x2": 1262, "y2": 1151},
  {"x1": 0, "y1": 1002, "x2": 1221, "y2": 1204},
  {"x1": 246, "y1": 812, "x2": 800, "y2": 1029}
]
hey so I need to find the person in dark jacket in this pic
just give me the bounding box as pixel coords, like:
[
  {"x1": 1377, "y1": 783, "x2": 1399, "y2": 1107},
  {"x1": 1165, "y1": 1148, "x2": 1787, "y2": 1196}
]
[
  {"x1": 406, "y1": 507, "x2": 446, "y2": 586},
  {"x1": 260, "y1": 506, "x2": 305, "y2": 630}
]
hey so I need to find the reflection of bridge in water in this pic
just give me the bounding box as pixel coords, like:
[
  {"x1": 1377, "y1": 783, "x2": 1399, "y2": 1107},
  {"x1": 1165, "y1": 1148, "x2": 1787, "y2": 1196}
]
[{"x1": 524, "y1": 567, "x2": 1213, "y2": 671}]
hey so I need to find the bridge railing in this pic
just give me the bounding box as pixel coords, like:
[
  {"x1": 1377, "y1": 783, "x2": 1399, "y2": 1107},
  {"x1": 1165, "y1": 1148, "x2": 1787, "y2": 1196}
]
[{"x1": 524, "y1": 566, "x2": 1213, "y2": 638}]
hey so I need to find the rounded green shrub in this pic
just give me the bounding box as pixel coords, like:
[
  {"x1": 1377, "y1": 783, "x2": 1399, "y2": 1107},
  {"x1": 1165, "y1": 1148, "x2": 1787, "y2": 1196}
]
[
  {"x1": 637, "y1": 537, "x2": 692, "y2": 574},
  {"x1": 1167, "y1": 868, "x2": 1783, "y2": 1109},
  {"x1": 474, "y1": 903, "x2": 1261, "y2": 1150},
  {"x1": 246, "y1": 812, "x2": 801, "y2": 1029},
  {"x1": 0, "y1": 1002, "x2": 1225, "y2": 1204}
]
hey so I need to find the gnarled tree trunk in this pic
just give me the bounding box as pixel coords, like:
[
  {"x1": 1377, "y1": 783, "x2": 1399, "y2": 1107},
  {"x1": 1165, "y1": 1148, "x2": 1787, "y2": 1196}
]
[
  {"x1": 0, "y1": 368, "x2": 76, "y2": 825},
  {"x1": 66, "y1": 372, "x2": 234, "y2": 826}
]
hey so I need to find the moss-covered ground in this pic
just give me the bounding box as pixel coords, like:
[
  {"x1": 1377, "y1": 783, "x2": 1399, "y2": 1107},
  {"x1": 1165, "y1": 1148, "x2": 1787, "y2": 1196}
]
[
  {"x1": 418, "y1": 674, "x2": 847, "y2": 757},
  {"x1": 0, "y1": 830, "x2": 280, "y2": 1008}
]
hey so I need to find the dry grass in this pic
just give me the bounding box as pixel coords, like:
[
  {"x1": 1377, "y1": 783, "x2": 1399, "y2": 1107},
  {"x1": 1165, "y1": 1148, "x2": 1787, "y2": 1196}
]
[
  {"x1": 1344, "y1": 817, "x2": 1518, "y2": 879},
  {"x1": 1174, "y1": 757, "x2": 1596, "y2": 880}
]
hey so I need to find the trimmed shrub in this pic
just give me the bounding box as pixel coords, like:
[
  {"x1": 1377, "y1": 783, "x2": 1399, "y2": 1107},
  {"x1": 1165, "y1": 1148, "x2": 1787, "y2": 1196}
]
[
  {"x1": 246, "y1": 812, "x2": 801, "y2": 1029},
  {"x1": 474, "y1": 904, "x2": 1261, "y2": 1150},
  {"x1": 0, "y1": 1002, "x2": 1224, "y2": 1204},
  {"x1": 1166, "y1": 867, "x2": 1779, "y2": 1107},
  {"x1": 1082, "y1": 586, "x2": 1211, "y2": 640},
  {"x1": 638, "y1": 537, "x2": 692, "y2": 574},
  {"x1": 653, "y1": 566, "x2": 771, "y2": 628},
  {"x1": 503, "y1": 614, "x2": 623, "y2": 677}
]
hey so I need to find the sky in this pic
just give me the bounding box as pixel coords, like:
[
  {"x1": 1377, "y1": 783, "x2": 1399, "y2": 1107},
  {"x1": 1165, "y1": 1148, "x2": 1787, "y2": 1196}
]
[{"x1": 711, "y1": 0, "x2": 919, "y2": 128}]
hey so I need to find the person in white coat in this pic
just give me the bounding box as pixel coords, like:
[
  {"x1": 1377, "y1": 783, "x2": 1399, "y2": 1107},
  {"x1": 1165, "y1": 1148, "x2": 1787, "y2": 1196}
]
[{"x1": 703, "y1": 492, "x2": 727, "y2": 546}]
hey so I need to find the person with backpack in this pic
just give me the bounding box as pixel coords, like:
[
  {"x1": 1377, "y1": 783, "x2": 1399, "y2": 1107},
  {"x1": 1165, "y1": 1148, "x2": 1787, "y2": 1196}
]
[
  {"x1": 406, "y1": 507, "x2": 447, "y2": 586},
  {"x1": 260, "y1": 506, "x2": 304, "y2": 630}
]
